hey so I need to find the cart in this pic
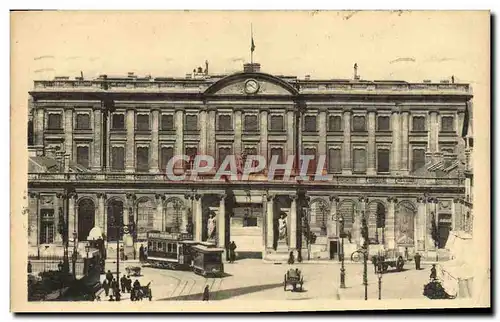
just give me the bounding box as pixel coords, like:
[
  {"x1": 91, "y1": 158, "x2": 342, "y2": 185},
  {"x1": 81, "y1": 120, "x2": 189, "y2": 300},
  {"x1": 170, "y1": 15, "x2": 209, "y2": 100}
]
[
  {"x1": 125, "y1": 266, "x2": 142, "y2": 277},
  {"x1": 283, "y1": 268, "x2": 304, "y2": 292},
  {"x1": 131, "y1": 281, "x2": 152, "y2": 301},
  {"x1": 374, "y1": 250, "x2": 405, "y2": 272}
]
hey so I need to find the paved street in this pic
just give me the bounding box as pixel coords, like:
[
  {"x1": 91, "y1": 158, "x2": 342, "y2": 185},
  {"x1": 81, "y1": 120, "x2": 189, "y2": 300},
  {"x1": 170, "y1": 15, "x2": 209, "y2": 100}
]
[{"x1": 101, "y1": 259, "x2": 435, "y2": 302}]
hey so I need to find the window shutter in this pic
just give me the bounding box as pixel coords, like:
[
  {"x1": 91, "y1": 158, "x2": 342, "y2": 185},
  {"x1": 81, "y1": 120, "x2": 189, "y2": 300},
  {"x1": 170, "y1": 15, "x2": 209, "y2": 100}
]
[
  {"x1": 112, "y1": 114, "x2": 125, "y2": 129},
  {"x1": 412, "y1": 117, "x2": 426, "y2": 131},
  {"x1": 304, "y1": 116, "x2": 317, "y2": 132},
  {"x1": 137, "y1": 115, "x2": 150, "y2": 131}
]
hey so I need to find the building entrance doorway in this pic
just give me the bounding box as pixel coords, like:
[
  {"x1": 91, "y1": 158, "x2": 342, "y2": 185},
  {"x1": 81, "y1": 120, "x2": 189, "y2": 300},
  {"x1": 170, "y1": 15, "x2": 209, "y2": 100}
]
[
  {"x1": 329, "y1": 240, "x2": 339, "y2": 260},
  {"x1": 230, "y1": 203, "x2": 264, "y2": 259}
]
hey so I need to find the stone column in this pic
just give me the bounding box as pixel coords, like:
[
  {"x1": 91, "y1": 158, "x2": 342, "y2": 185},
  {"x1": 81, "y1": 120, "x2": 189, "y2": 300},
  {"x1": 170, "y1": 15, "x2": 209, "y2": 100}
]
[
  {"x1": 155, "y1": 194, "x2": 164, "y2": 231},
  {"x1": 260, "y1": 109, "x2": 268, "y2": 165},
  {"x1": 125, "y1": 109, "x2": 135, "y2": 173},
  {"x1": 318, "y1": 109, "x2": 327, "y2": 171},
  {"x1": 68, "y1": 193, "x2": 77, "y2": 237},
  {"x1": 234, "y1": 109, "x2": 242, "y2": 156},
  {"x1": 287, "y1": 109, "x2": 296, "y2": 163},
  {"x1": 92, "y1": 107, "x2": 102, "y2": 171},
  {"x1": 97, "y1": 193, "x2": 106, "y2": 231},
  {"x1": 329, "y1": 196, "x2": 339, "y2": 237},
  {"x1": 181, "y1": 197, "x2": 190, "y2": 233},
  {"x1": 342, "y1": 109, "x2": 352, "y2": 174},
  {"x1": 390, "y1": 109, "x2": 400, "y2": 174},
  {"x1": 35, "y1": 108, "x2": 45, "y2": 146},
  {"x1": 290, "y1": 194, "x2": 298, "y2": 249},
  {"x1": 150, "y1": 109, "x2": 160, "y2": 173},
  {"x1": 357, "y1": 196, "x2": 368, "y2": 246},
  {"x1": 64, "y1": 108, "x2": 74, "y2": 161},
  {"x1": 54, "y1": 193, "x2": 62, "y2": 243},
  {"x1": 199, "y1": 108, "x2": 208, "y2": 155},
  {"x1": 29, "y1": 193, "x2": 39, "y2": 247},
  {"x1": 207, "y1": 108, "x2": 216, "y2": 158},
  {"x1": 266, "y1": 194, "x2": 274, "y2": 248},
  {"x1": 416, "y1": 197, "x2": 426, "y2": 251},
  {"x1": 194, "y1": 194, "x2": 203, "y2": 242},
  {"x1": 400, "y1": 110, "x2": 410, "y2": 175},
  {"x1": 385, "y1": 197, "x2": 397, "y2": 249},
  {"x1": 367, "y1": 109, "x2": 376, "y2": 175},
  {"x1": 426, "y1": 198, "x2": 439, "y2": 250},
  {"x1": 218, "y1": 194, "x2": 226, "y2": 248},
  {"x1": 428, "y1": 111, "x2": 439, "y2": 153}
]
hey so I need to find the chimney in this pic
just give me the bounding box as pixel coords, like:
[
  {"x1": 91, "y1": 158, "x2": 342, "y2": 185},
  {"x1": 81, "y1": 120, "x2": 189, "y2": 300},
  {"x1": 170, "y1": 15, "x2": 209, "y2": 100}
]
[{"x1": 243, "y1": 63, "x2": 261, "y2": 73}]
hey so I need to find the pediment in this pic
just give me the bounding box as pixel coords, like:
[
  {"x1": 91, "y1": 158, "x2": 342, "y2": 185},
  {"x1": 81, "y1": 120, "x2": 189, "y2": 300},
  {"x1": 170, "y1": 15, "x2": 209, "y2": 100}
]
[{"x1": 205, "y1": 73, "x2": 299, "y2": 96}]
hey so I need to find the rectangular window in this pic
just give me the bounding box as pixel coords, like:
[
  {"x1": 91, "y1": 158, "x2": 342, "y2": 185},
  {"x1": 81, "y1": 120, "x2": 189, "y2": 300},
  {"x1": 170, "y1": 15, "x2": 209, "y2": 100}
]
[
  {"x1": 244, "y1": 115, "x2": 259, "y2": 132},
  {"x1": 303, "y1": 148, "x2": 317, "y2": 173},
  {"x1": 412, "y1": 116, "x2": 426, "y2": 131},
  {"x1": 328, "y1": 115, "x2": 342, "y2": 131},
  {"x1": 185, "y1": 115, "x2": 198, "y2": 131},
  {"x1": 76, "y1": 114, "x2": 91, "y2": 130},
  {"x1": 136, "y1": 114, "x2": 150, "y2": 131},
  {"x1": 39, "y1": 209, "x2": 55, "y2": 244},
  {"x1": 76, "y1": 146, "x2": 90, "y2": 168},
  {"x1": 186, "y1": 147, "x2": 198, "y2": 169},
  {"x1": 160, "y1": 147, "x2": 174, "y2": 172},
  {"x1": 304, "y1": 115, "x2": 317, "y2": 132},
  {"x1": 47, "y1": 114, "x2": 62, "y2": 130},
  {"x1": 136, "y1": 146, "x2": 149, "y2": 172},
  {"x1": 441, "y1": 116, "x2": 454, "y2": 132},
  {"x1": 270, "y1": 147, "x2": 284, "y2": 164},
  {"x1": 328, "y1": 149, "x2": 342, "y2": 173},
  {"x1": 353, "y1": 149, "x2": 366, "y2": 173},
  {"x1": 111, "y1": 146, "x2": 125, "y2": 171},
  {"x1": 412, "y1": 149, "x2": 426, "y2": 173},
  {"x1": 270, "y1": 115, "x2": 284, "y2": 131},
  {"x1": 218, "y1": 115, "x2": 232, "y2": 131},
  {"x1": 243, "y1": 147, "x2": 258, "y2": 167},
  {"x1": 377, "y1": 149, "x2": 390, "y2": 173},
  {"x1": 161, "y1": 114, "x2": 174, "y2": 130},
  {"x1": 218, "y1": 147, "x2": 232, "y2": 168},
  {"x1": 377, "y1": 116, "x2": 390, "y2": 131},
  {"x1": 112, "y1": 114, "x2": 125, "y2": 129},
  {"x1": 353, "y1": 116, "x2": 366, "y2": 132}
]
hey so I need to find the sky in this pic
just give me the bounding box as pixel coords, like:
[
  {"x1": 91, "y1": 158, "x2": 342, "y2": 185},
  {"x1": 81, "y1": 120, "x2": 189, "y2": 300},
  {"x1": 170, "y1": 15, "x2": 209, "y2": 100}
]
[{"x1": 11, "y1": 10, "x2": 489, "y2": 111}]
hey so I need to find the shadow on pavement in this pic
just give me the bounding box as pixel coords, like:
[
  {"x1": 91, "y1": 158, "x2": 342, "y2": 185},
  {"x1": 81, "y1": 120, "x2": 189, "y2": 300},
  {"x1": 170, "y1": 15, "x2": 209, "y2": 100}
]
[
  {"x1": 159, "y1": 282, "x2": 284, "y2": 301},
  {"x1": 383, "y1": 268, "x2": 409, "y2": 275}
]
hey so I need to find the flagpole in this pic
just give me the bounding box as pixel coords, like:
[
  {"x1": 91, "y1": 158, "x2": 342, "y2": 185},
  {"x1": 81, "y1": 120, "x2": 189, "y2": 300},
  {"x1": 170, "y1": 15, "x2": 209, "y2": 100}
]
[{"x1": 251, "y1": 23, "x2": 254, "y2": 65}]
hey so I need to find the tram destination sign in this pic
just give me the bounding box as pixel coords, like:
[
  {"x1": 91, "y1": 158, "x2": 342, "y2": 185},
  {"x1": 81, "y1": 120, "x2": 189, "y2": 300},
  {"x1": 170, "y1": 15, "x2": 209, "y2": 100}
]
[{"x1": 147, "y1": 231, "x2": 193, "y2": 240}]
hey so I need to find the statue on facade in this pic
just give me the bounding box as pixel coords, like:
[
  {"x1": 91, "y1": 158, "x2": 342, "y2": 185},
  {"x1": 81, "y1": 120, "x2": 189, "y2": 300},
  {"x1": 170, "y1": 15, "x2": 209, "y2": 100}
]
[
  {"x1": 278, "y1": 213, "x2": 287, "y2": 241},
  {"x1": 207, "y1": 212, "x2": 216, "y2": 240}
]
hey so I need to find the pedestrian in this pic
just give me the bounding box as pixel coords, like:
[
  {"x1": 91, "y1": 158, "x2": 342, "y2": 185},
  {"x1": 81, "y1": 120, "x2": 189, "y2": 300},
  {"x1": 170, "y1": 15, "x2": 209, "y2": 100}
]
[
  {"x1": 102, "y1": 279, "x2": 110, "y2": 297},
  {"x1": 58, "y1": 261, "x2": 64, "y2": 272},
  {"x1": 111, "y1": 278, "x2": 118, "y2": 294},
  {"x1": 414, "y1": 253, "x2": 422, "y2": 270},
  {"x1": 109, "y1": 295, "x2": 115, "y2": 301},
  {"x1": 347, "y1": 231, "x2": 352, "y2": 243},
  {"x1": 120, "y1": 246, "x2": 125, "y2": 261},
  {"x1": 115, "y1": 288, "x2": 121, "y2": 301},
  {"x1": 139, "y1": 244, "x2": 144, "y2": 262},
  {"x1": 120, "y1": 274, "x2": 127, "y2": 293},
  {"x1": 202, "y1": 285, "x2": 209, "y2": 301},
  {"x1": 27, "y1": 260, "x2": 32, "y2": 273},
  {"x1": 430, "y1": 264, "x2": 437, "y2": 280},
  {"x1": 144, "y1": 247, "x2": 148, "y2": 260},
  {"x1": 229, "y1": 241, "x2": 237, "y2": 263},
  {"x1": 372, "y1": 255, "x2": 378, "y2": 273},
  {"x1": 287, "y1": 251, "x2": 295, "y2": 265},
  {"x1": 126, "y1": 275, "x2": 132, "y2": 293},
  {"x1": 106, "y1": 270, "x2": 113, "y2": 284},
  {"x1": 405, "y1": 247, "x2": 409, "y2": 260}
]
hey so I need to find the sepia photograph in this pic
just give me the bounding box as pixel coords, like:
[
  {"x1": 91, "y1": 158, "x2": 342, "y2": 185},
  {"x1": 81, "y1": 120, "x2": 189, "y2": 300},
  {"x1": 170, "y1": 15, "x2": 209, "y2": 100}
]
[{"x1": 10, "y1": 10, "x2": 491, "y2": 312}]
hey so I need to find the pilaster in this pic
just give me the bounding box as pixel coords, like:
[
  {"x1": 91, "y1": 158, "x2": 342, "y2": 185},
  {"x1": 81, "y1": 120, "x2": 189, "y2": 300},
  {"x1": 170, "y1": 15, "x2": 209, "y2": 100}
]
[
  {"x1": 342, "y1": 109, "x2": 352, "y2": 174},
  {"x1": 125, "y1": 109, "x2": 135, "y2": 173}
]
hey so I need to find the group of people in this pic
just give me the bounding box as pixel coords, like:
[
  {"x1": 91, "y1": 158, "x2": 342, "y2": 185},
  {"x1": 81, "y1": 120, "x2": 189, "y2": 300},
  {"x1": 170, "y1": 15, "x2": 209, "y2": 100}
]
[{"x1": 102, "y1": 270, "x2": 144, "y2": 301}]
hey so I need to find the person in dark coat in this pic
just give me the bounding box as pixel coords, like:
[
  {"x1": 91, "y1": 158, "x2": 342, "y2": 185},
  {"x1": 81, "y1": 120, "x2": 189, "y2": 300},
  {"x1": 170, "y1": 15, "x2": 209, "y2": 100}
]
[
  {"x1": 120, "y1": 274, "x2": 127, "y2": 293},
  {"x1": 126, "y1": 275, "x2": 132, "y2": 293},
  {"x1": 287, "y1": 251, "x2": 295, "y2": 265},
  {"x1": 229, "y1": 241, "x2": 237, "y2": 263},
  {"x1": 405, "y1": 247, "x2": 409, "y2": 260},
  {"x1": 372, "y1": 255, "x2": 378, "y2": 273},
  {"x1": 430, "y1": 264, "x2": 437, "y2": 280},
  {"x1": 102, "y1": 279, "x2": 110, "y2": 296},
  {"x1": 414, "y1": 253, "x2": 422, "y2": 270},
  {"x1": 202, "y1": 285, "x2": 210, "y2": 301},
  {"x1": 106, "y1": 270, "x2": 113, "y2": 284},
  {"x1": 347, "y1": 231, "x2": 352, "y2": 243},
  {"x1": 139, "y1": 245, "x2": 145, "y2": 262},
  {"x1": 27, "y1": 260, "x2": 32, "y2": 273},
  {"x1": 58, "y1": 261, "x2": 64, "y2": 272}
]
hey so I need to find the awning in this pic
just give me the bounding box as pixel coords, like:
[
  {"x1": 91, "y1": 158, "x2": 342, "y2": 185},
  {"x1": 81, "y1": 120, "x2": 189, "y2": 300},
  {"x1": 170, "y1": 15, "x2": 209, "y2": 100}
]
[{"x1": 88, "y1": 226, "x2": 103, "y2": 240}]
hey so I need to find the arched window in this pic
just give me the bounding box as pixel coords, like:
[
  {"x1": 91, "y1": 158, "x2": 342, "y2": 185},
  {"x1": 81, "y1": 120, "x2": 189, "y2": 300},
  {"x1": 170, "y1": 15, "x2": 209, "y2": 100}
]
[
  {"x1": 78, "y1": 199, "x2": 95, "y2": 241},
  {"x1": 366, "y1": 201, "x2": 386, "y2": 244},
  {"x1": 164, "y1": 198, "x2": 184, "y2": 233},
  {"x1": 136, "y1": 198, "x2": 155, "y2": 241},
  {"x1": 309, "y1": 199, "x2": 328, "y2": 236},
  {"x1": 107, "y1": 199, "x2": 124, "y2": 242},
  {"x1": 396, "y1": 202, "x2": 416, "y2": 246}
]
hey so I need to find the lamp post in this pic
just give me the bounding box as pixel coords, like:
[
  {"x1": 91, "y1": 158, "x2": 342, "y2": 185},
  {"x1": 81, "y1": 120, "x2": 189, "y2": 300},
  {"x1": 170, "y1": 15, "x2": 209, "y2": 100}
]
[
  {"x1": 377, "y1": 264, "x2": 383, "y2": 300},
  {"x1": 338, "y1": 214, "x2": 346, "y2": 289},
  {"x1": 71, "y1": 231, "x2": 77, "y2": 278},
  {"x1": 361, "y1": 216, "x2": 369, "y2": 301}
]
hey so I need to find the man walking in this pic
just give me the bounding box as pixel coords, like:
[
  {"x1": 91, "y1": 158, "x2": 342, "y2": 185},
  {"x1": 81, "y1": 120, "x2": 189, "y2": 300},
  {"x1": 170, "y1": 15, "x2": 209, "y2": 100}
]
[
  {"x1": 120, "y1": 274, "x2": 127, "y2": 293},
  {"x1": 229, "y1": 241, "x2": 237, "y2": 263},
  {"x1": 139, "y1": 245, "x2": 144, "y2": 262},
  {"x1": 102, "y1": 279, "x2": 110, "y2": 297},
  {"x1": 414, "y1": 252, "x2": 422, "y2": 270},
  {"x1": 106, "y1": 270, "x2": 113, "y2": 284},
  {"x1": 202, "y1": 285, "x2": 210, "y2": 301}
]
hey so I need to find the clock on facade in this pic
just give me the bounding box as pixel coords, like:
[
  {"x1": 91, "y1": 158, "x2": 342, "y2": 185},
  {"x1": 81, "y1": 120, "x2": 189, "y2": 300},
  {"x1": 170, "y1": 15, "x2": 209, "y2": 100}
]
[{"x1": 244, "y1": 79, "x2": 260, "y2": 94}]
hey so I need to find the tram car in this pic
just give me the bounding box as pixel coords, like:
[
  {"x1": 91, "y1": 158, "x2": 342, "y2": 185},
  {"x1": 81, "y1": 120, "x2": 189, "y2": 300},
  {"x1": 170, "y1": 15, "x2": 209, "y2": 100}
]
[
  {"x1": 145, "y1": 231, "x2": 197, "y2": 270},
  {"x1": 191, "y1": 242, "x2": 225, "y2": 277}
]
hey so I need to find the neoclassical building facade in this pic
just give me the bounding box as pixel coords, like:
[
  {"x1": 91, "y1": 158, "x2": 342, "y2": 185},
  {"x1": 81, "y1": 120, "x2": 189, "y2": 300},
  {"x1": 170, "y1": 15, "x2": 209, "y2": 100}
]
[{"x1": 27, "y1": 63, "x2": 471, "y2": 260}]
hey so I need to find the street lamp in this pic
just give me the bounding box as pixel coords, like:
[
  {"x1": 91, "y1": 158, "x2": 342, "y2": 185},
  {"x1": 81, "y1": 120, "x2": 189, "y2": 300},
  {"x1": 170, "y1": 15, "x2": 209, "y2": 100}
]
[
  {"x1": 377, "y1": 264, "x2": 383, "y2": 300},
  {"x1": 338, "y1": 214, "x2": 346, "y2": 289},
  {"x1": 361, "y1": 216, "x2": 369, "y2": 301}
]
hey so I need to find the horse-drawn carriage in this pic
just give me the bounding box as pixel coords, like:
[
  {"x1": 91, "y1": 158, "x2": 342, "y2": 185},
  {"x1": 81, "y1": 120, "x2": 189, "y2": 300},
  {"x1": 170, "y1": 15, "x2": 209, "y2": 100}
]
[
  {"x1": 374, "y1": 249, "x2": 405, "y2": 272},
  {"x1": 283, "y1": 268, "x2": 304, "y2": 292}
]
